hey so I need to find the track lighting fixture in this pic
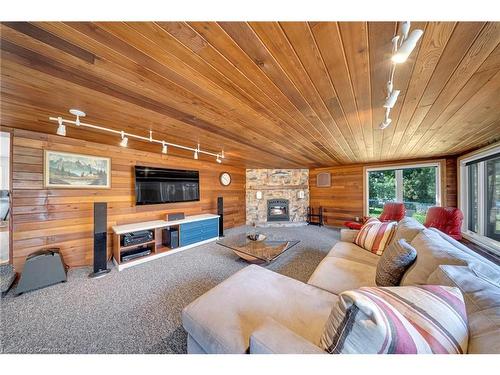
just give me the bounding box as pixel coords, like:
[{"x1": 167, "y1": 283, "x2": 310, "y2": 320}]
[
  {"x1": 49, "y1": 110, "x2": 225, "y2": 163},
  {"x1": 392, "y1": 29, "x2": 423, "y2": 64},
  {"x1": 119, "y1": 131, "x2": 128, "y2": 147},
  {"x1": 56, "y1": 117, "x2": 66, "y2": 136},
  {"x1": 380, "y1": 22, "x2": 424, "y2": 130},
  {"x1": 384, "y1": 90, "x2": 400, "y2": 109},
  {"x1": 69, "y1": 109, "x2": 85, "y2": 126},
  {"x1": 401, "y1": 21, "x2": 411, "y2": 40},
  {"x1": 379, "y1": 118, "x2": 392, "y2": 130}
]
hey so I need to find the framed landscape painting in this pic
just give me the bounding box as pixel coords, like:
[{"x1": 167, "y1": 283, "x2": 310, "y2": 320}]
[{"x1": 44, "y1": 150, "x2": 111, "y2": 189}]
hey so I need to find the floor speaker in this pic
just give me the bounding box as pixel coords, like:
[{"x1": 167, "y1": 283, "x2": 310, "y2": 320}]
[
  {"x1": 89, "y1": 202, "x2": 110, "y2": 278},
  {"x1": 217, "y1": 196, "x2": 224, "y2": 237}
]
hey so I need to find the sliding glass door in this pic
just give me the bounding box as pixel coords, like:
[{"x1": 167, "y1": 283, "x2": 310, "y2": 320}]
[
  {"x1": 461, "y1": 147, "x2": 500, "y2": 253},
  {"x1": 485, "y1": 156, "x2": 500, "y2": 241},
  {"x1": 367, "y1": 163, "x2": 440, "y2": 223}
]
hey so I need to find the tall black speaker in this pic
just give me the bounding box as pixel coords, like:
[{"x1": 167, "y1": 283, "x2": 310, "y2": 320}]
[
  {"x1": 217, "y1": 196, "x2": 224, "y2": 237},
  {"x1": 89, "y1": 202, "x2": 110, "y2": 278}
]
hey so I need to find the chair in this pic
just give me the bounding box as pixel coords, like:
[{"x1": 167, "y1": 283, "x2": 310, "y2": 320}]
[
  {"x1": 344, "y1": 202, "x2": 406, "y2": 230},
  {"x1": 424, "y1": 206, "x2": 464, "y2": 240}
]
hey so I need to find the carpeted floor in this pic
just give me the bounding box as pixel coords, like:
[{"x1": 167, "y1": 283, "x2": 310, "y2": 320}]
[{"x1": 0, "y1": 225, "x2": 339, "y2": 354}]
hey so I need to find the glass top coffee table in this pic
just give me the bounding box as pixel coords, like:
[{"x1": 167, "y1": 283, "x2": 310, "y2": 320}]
[{"x1": 217, "y1": 234, "x2": 300, "y2": 263}]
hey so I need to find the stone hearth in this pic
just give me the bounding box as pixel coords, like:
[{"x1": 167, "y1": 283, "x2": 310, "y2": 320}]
[{"x1": 246, "y1": 169, "x2": 309, "y2": 225}]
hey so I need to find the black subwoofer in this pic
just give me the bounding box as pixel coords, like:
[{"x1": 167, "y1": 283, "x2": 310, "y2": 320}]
[
  {"x1": 217, "y1": 196, "x2": 224, "y2": 237},
  {"x1": 89, "y1": 202, "x2": 110, "y2": 278}
]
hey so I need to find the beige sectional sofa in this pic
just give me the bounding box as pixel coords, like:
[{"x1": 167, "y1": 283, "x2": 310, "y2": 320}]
[{"x1": 182, "y1": 218, "x2": 500, "y2": 354}]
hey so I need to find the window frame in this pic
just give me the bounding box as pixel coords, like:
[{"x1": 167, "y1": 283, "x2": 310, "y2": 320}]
[
  {"x1": 459, "y1": 144, "x2": 500, "y2": 254},
  {"x1": 364, "y1": 161, "x2": 442, "y2": 217}
]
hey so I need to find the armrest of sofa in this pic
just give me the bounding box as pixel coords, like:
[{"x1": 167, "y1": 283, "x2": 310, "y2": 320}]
[
  {"x1": 249, "y1": 318, "x2": 325, "y2": 354},
  {"x1": 340, "y1": 229, "x2": 359, "y2": 243}
]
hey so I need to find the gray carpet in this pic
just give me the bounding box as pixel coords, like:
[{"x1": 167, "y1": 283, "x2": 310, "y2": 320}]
[{"x1": 0, "y1": 225, "x2": 339, "y2": 354}]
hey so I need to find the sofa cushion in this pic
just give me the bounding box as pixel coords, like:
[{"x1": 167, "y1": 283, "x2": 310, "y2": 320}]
[
  {"x1": 354, "y1": 220, "x2": 397, "y2": 255},
  {"x1": 308, "y1": 257, "x2": 377, "y2": 295},
  {"x1": 320, "y1": 285, "x2": 468, "y2": 354},
  {"x1": 427, "y1": 265, "x2": 500, "y2": 354},
  {"x1": 427, "y1": 228, "x2": 500, "y2": 283},
  {"x1": 402, "y1": 229, "x2": 468, "y2": 285},
  {"x1": 375, "y1": 238, "x2": 417, "y2": 286},
  {"x1": 392, "y1": 216, "x2": 425, "y2": 243},
  {"x1": 182, "y1": 265, "x2": 337, "y2": 354},
  {"x1": 327, "y1": 241, "x2": 380, "y2": 266},
  {"x1": 402, "y1": 228, "x2": 499, "y2": 286},
  {"x1": 249, "y1": 317, "x2": 325, "y2": 354}
]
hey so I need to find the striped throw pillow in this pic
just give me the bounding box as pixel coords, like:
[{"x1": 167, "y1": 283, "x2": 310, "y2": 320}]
[
  {"x1": 354, "y1": 220, "x2": 397, "y2": 255},
  {"x1": 320, "y1": 285, "x2": 468, "y2": 354}
]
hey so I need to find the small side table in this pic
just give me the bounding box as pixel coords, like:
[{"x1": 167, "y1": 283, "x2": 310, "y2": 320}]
[{"x1": 307, "y1": 206, "x2": 324, "y2": 227}]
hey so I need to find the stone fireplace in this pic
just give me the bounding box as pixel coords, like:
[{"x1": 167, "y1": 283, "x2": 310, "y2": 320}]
[
  {"x1": 267, "y1": 199, "x2": 289, "y2": 221},
  {"x1": 246, "y1": 169, "x2": 309, "y2": 225}
]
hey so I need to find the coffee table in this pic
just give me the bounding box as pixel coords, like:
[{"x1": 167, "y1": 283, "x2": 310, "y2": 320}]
[{"x1": 217, "y1": 234, "x2": 300, "y2": 263}]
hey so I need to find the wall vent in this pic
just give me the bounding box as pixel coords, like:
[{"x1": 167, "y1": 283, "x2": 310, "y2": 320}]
[{"x1": 316, "y1": 172, "x2": 331, "y2": 187}]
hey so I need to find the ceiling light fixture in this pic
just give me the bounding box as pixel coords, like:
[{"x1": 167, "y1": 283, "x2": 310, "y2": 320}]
[
  {"x1": 69, "y1": 109, "x2": 85, "y2": 126},
  {"x1": 392, "y1": 29, "x2": 423, "y2": 64},
  {"x1": 119, "y1": 131, "x2": 128, "y2": 147},
  {"x1": 379, "y1": 118, "x2": 392, "y2": 130},
  {"x1": 384, "y1": 90, "x2": 400, "y2": 109},
  {"x1": 380, "y1": 22, "x2": 424, "y2": 130},
  {"x1": 56, "y1": 117, "x2": 66, "y2": 136},
  {"x1": 49, "y1": 110, "x2": 224, "y2": 163}
]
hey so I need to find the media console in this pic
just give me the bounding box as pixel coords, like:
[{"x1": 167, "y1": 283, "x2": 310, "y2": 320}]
[{"x1": 112, "y1": 214, "x2": 219, "y2": 271}]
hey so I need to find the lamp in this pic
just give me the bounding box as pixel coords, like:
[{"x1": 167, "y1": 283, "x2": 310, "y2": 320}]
[
  {"x1": 256, "y1": 191, "x2": 263, "y2": 200},
  {"x1": 379, "y1": 118, "x2": 392, "y2": 130},
  {"x1": 384, "y1": 90, "x2": 400, "y2": 109},
  {"x1": 69, "y1": 109, "x2": 85, "y2": 126},
  {"x1": 216, "y1": 154, "x2": 222, "y2": 163},
  {"x1": 56, "y1": 117, "x2": 66, "y2": 136},
  {"x1": 119, "y1": 131, "x2": 128, "y2": 147},
  {"x1": 400, "y1": 21, "x2": 411, "y2": 40},
  {"x1": 297, "y1": 190, "x2": 305, "y2": 199},
  {"x1": 392, "y1": 29, "x2": 423, "y2": 63},
  {"x1": 161, "y1": 141, "x2": 168, "y2": 154}
]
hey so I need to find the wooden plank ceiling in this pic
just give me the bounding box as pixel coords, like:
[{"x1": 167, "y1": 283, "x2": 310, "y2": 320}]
[{"x1": 1, "y1": 22, "x2": 499, "y2": 168}]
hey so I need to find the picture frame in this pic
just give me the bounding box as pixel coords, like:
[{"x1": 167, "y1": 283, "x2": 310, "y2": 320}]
[{"x1": 44, "y1": 150, "x2": 111, "y2": 189}]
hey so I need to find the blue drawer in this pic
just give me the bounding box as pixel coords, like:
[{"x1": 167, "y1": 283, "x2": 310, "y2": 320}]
[
  {"x1": 180, "y1": 230, "x2": 202, "y2": 243},
  {"x1": 200, "y1": 218, "x2": 219, "y2": 229},
  {"x1": 202, "y1": 228, "x2": 219, "y2": 239},
  {"x1": 180, "y1": 221, "x2": 203, "y2": 231},
  {"x1": 179, "y1": 217, "x2": 219, "y2": 246},
  {"x1": 181, "y1": 236, "x2": 202, "y2": 247}
]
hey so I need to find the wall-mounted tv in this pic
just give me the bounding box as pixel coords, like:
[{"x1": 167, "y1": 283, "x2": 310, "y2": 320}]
[{"x1": 134, "y1": 166, "x2": 200, "y2": 205}]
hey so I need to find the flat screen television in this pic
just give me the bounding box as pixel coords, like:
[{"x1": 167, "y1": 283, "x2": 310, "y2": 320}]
[{"x1": 134, "y1": 166, "x2": 200, "y2": 205}]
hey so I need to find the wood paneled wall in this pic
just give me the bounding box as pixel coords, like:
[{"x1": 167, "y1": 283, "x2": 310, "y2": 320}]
[
  {"x1": 8, "y1": 128, "x2": 246, "y2": 271},
  {"x1": 310, "y1": 158, "x2": 458, "y2": 227}
]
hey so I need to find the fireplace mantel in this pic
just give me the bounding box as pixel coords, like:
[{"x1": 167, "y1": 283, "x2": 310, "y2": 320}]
[{"x1": 246, "y1": 184, "x2": 308, "y2": 190}]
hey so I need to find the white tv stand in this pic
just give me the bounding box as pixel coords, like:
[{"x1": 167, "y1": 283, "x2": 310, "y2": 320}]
[{"x1": 111, "y1": 214, "x2": 220, "y2": 271}]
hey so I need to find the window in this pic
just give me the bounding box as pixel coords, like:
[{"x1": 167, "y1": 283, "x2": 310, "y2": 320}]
[
  {"x1": 366, "y1": 163, "x2": 441, "y2": 224},
  {"x1": 460, "y1": 146, "x2": 500, "y2": 253}
]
